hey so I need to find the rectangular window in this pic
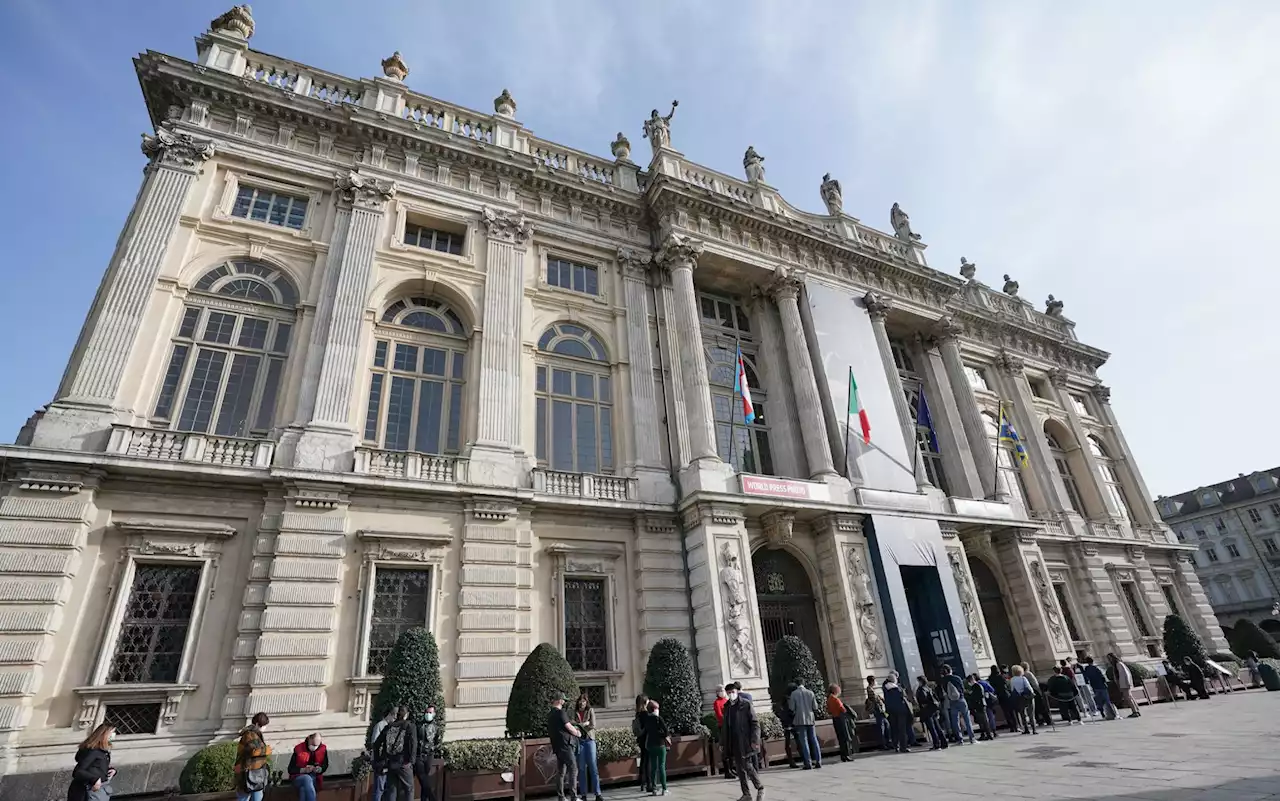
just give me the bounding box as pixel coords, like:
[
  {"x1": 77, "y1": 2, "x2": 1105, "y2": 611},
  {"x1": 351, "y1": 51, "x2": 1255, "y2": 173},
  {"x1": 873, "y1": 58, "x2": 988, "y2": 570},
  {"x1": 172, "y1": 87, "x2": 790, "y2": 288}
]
[
  {"x1": 363, "y1": 374, "x2": 385, "y2": 442},
  {"x1": 1216, "y1": 518, "x2": 1228, "y2": 533},
  {"x1": 564, "y1": 578, "x2": 608, "y2": 672},
  {"x1": 153, "y1": 345, "x2": 191, "y2": 420},
  {"x1": 1270, "y1": 503, "x2": 1280, "y2": 519},
  {"x1": 108, "y1": 564, "x2": 202, "y2": 684},
  {"x1": 963, "y1": 365, "x2": 990, "y2": 392},
  {"x1": 230, "y1": 184, "x2": 309, "y2": 231},
  {"x1": 177, "y1": 349, "x2": 228, "y2": 433},
  {"x1": 1196, "y1": 528, "x2": 1207, "y2": 539},
  {"x1": 1056, "y1": 458, "x2": 1084, "y2": 513},
  {"x1": 104, "y1": 703, "x2": 162, "y2": 736},
  {"x1": 1029, "y1": 379, "x2": 1050, "y2": 399},
  {"x1": 404, "y1": 222, "x2": 464, "y2": 255},
  {"x1": 367, "y1": 567, "x2": 431, "y2": 676},
  {"x1": 1264, "y1": 538, "x2": 1277, "y2": 554},
  {"x1": 1206, "y1": 547, "x2": 1219, "y2": 563},
  {"x1": 1119, "y1": 582, "x2": 1152, "y2": 638},
  {"x1": 1053, "y1": 583, "x2": 1083, "y2": 642},
  {"x1": 547, "y1": 258, "x2": 600, "y2": 296},
  {"x1": 1226, "y1": 543, "x2": 1241, "y2": 558},
  {"x1": 1070, "y1": 394, "x2": 1090, "y2": 416},
  {"x1": 1248, "y1": 509, "x2": 1263, "y2": 525},
  {"x1": 1175, "y1": 530, "x2": 1186, "y2": 542},
  {"x1": 213, "y1": 354, "x2": 262, "y2": 437},
  {"x1": 1161, "y1": 584, "x2": 1181, "y2": 616}
]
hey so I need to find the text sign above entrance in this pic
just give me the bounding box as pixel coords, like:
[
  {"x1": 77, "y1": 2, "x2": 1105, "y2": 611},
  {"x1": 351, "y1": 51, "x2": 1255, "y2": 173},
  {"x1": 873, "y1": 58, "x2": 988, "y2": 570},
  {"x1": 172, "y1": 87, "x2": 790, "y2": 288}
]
[{"x1": 740, "y1": 475, "x2": 828, "y2": 501}]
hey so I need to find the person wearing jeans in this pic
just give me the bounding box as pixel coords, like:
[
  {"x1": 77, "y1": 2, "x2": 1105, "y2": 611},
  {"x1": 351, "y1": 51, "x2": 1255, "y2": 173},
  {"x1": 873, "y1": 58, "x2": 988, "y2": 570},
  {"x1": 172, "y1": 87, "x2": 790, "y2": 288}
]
[
  {"x1": 787, "y1": 681, "x2": 821, "y2": 769},
  {"x1": 287, "y1": 733, "x2": 328, "y2": 801},
  {"x1": 915, "y1": 676, "x2": 946, "y2": 750},
  {"x1": 574, "y1": 695, "x2": 602, "y2": 801},
  {"x1": 864, "y1": 676, "x2": 891, "y2": 749},
  {"x1": 940, "y1": 666, "x2": 974, "y2": 744},
  {"x1": 1081, "y1": 657, "x2": 1117, "y2": 719}
]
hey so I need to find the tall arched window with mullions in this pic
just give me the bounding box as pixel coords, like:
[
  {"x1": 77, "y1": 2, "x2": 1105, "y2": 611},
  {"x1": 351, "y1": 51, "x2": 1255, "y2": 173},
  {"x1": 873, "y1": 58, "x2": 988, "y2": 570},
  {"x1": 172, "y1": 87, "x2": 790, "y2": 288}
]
[
  {"x1": 699, "y1": 292, "x2": 773, "y2": 475},
  {"x1": 535, "y1": 323, "x2": 613, "y2": 474},
  {"x1": 363, "y1": 296, "x2": 469, "y2": 455},
  {"x1": 152, "y1": 259, "x2": 298, "y2": 437}
]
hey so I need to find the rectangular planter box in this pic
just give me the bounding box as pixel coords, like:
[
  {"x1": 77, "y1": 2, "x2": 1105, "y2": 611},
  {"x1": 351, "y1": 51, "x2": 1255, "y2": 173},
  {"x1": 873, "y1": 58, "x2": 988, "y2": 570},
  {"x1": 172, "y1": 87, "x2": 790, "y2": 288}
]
[
  {"x1": 176, "y1": 777, "x2": 367, "y2": 801},
  {"x1": 444, "y1": 767, "x2": 517, "y2": 801},
  {"x1": 521, "y1": 734, "x2": 709, "y2": 796}
]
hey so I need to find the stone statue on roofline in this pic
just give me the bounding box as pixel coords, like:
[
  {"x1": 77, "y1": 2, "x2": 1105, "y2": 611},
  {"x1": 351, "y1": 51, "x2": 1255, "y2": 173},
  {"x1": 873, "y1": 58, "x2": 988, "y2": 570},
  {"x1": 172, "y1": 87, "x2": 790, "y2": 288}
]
[
  {"x1": 642, "y1": 100, "x2": 678, "y2": 156},
  {"x1": 1002, "y1": 274, "x2": 1019, "y2": 296},
  {"x1": 1045, "y1": 294, "x2": 1064, "y2": 316},
  {"x1": 890, "y1": 202, "x2": 921, "y2": 241},
  {"x1": 959, "y1": 257, "x2": 976, "y2": 281},
  {"x1": 493, "y1": 89, "x2": 517, "y2": 117},
  {"x1": 743, "y1": 146, "x2": 766, "y2": 183},
  {"x1": 820, "y1": 173, "x2": 843, "y2": 215}
]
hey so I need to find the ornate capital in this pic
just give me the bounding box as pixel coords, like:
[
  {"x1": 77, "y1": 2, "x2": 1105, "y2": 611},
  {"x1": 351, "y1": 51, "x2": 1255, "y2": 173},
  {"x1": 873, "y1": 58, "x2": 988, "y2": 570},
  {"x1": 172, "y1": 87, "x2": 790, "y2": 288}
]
[
  {"x1": 1091, "y1": 384, "x2": 1112, "y2": 404},
  {"x1": 931, "y1": 315, "x2": 964, "y2": 343},
  {"x1": 655, "y1": 233, "x2": 703, "y2": 272},
  {"x1": 1046, "y1": 367, "x2": 1068, "y2": 388},
  {"x1": 995, "y1": 351, "x2": 1025, "y2": 376},
  {"x1": 209, "y1": 4, "x2": 254, "y2": 39},
  {"x1": 335, "y1": 171, "x2": 396, "y2": 211},
  {"x1": 141, "y1": 128, "x2": 215, "y2": 170},
  {"x1": 761, "y1": 511, "x2": 795, "y2": 549},
  {"x1": 862, "y1": 291, "x2": 892, "y2": 321},
  {"x1": 766, "y1": 274, "x2": 802, "y2": 303},
  {"x1": 617, "y1": 247, "x2": 653, "y2": 279},
  {"x1": 480, "y1": 206, "x2": 532, "y2": 244}
]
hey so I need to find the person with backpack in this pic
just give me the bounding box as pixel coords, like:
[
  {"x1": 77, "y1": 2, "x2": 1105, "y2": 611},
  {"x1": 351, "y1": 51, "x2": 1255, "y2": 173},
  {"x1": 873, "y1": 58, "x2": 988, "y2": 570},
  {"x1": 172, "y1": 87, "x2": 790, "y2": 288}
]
[
  {"x1": 287, "y1": 733, "x2": 328, "y2": 801},
  {"x1": 235, "y1": 712, "x2": 272, "y2": 801},
  {"x1": 367, "y1": 708, "x2": 396, "y2": 801},
  {"x1": 939, "y1": 665, "x2": 974, "y2": 745},
  {"x1": 882, "y1": 672, "x2": 913, "y2": 753},
  {"x1": 372, "y1": 707, "x2": 418, "y2": 801},
  {"x1": 914, "y1": 676, "x2": 946, "y2": 750},
  {"x1": 415, "y1": 706, "x2": 441, "y2": 801},
  {"x1": 863, "y1": 675, "x2": 891, "y2": 750},
  {"x1": 1008, "y1": 665, "x2": 1036, "y2": 734},
  {"x1": 964, "y1": 675, "x2": 993, "y2": 741}
]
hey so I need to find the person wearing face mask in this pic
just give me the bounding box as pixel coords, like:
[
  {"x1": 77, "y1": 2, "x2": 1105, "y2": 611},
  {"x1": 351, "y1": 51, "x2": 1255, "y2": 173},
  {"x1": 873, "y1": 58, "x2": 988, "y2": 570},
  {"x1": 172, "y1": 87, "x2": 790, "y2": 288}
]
[
  {"x1": 415, "y1": 706, "x2": 441, "y2": 801},
  {"x1": 287, "y1": 733, "x2": 329, "y2": 801},
  {"x1": 68, "y1": 723, "x2": 115, "y2": 801},
  {"x1": 639, "y1": 700, "x2": 670, "y2": 796},
  {"x1": 724, "y1": 686, "x2": 764, "y2": 801}
]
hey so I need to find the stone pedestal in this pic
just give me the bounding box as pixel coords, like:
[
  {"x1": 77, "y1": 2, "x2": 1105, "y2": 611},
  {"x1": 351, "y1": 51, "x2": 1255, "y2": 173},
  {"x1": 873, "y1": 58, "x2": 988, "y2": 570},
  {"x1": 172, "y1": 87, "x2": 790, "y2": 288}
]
[{"x1": 814, "y1": 515, "x2": 887, "y2": 702}]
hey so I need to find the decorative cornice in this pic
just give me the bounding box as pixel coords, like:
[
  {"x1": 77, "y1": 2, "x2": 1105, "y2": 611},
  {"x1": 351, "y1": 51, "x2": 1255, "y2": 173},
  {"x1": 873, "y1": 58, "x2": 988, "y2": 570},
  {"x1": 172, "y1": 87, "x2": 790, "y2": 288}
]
[
  {"x1": 480, "y1": 206, "x2": 533, "y2": 244},
  {"x1": 1046, "y1": 367, "x2": 1068, "y2": 388},
  {"x1": 862, "y1": 291, "x2": 892, "y2": 321},
  {"x1": 655, "y1": 233, "x2": 704, "y2": 272},
  {"x1": 467, "y1": 500, "x2": 519, "y2": 521},
  {"x1": 141, "y1": 127, "x2": 214, "y2": 170},
  {"x1": 335, "y1": 171, "x2": 396, "y2": 210}
]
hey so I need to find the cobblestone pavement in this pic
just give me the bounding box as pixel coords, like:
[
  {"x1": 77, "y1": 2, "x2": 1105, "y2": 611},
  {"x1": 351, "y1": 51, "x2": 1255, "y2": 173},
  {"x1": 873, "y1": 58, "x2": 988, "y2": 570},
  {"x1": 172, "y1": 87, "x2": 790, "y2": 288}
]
[{"x1": 650, "y1": 691, "x2": 1280, "y2": 801}]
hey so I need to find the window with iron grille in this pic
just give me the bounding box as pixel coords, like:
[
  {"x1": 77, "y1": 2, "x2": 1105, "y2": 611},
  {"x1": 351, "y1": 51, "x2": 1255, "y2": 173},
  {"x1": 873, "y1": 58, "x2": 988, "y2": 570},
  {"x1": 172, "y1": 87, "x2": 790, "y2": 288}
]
[
  {"x1": 1161, "y1": 584, "x2": 1181, "y2": 616},
  {"x1": 108, "y1": 564, "x2": 202, "y2": 684},
  {"x1": 230, "y1": 184, "x2": 309, "y2": 230},
  {"x1": 367, "y1": 567, "x2": 431, "y2": 676},
  {"x1": 580, "y1": 684, "x2": 607, "y2": 708},
  {"x1": 1053, "y1": 583, "x2": 1083, "y2": 641},
  {"x1": 563, "y1": 578, "x2": 608, "y2": 672},
  {"x1": 104, "y1": 703, "x2": 161, "y2": 735},
  {"x1": 1120, "y1": 582, "x2": 1152, "y2": 638}
]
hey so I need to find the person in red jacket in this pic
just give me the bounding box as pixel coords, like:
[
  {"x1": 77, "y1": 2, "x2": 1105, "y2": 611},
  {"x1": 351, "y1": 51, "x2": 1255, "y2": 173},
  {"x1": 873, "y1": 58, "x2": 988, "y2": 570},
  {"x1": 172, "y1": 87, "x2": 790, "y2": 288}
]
[
  {"x1": 713, "y1": 686, "x2": 733, "y2": 779},
  {"x1": 288, "y1": 733, "x2": 329, "y2": 801}
]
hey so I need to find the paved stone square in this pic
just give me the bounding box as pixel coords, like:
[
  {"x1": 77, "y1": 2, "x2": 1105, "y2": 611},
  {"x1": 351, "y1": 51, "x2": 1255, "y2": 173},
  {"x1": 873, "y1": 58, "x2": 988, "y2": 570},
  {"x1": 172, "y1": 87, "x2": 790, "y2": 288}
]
[{"x1": 660, "y1": 692, "x2": 1280, "y2": 801}]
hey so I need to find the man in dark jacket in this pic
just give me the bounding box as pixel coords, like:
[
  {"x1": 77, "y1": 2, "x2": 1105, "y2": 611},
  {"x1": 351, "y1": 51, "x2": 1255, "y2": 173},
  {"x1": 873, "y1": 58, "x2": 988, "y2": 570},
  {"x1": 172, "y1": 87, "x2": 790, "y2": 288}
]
[
  {"x1": 914, "y1": 676, "x2": 946, "y2": 750},
  {"x1": 1081, "y1": 656, "x2": 1117, "y2": 719},
  {"x1": 1046, "y1": 666, "x2": 1080, "y2": 723},
  {"x1": 415, "y1": 705, "x2": 441, "y2": 801},
  {"x1": 988, "y1": 665, "x2": 1017, "y2": 734},
  {"x1": 373, "y1": 706, "x2": 418, "y2": 801},
  {"x1": 882, "y1": 672, "x2": 913, "y2": 753},
  {"x1": 1183, "y1": 656, "x2": 1211, "y2": 699},
  {"x1": 724, "y1": 691, "x2": 764, "y2": 801}
]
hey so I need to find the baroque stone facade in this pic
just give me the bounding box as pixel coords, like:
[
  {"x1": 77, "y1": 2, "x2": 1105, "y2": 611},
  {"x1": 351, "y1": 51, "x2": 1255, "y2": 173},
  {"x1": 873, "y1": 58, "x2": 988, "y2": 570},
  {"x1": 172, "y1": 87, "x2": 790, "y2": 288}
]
[{"x1": 0, "y1": 7, "x2": 1226, "y2": 794}]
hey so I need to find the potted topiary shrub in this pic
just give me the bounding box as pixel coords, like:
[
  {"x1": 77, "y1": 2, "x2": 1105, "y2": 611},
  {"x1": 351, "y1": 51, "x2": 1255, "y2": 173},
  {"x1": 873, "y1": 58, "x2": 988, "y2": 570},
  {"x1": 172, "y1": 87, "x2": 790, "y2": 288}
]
[
  {"x1": 1227, "y1": 618, "x2": 1280, "y2": 660},
  {"x1": 372, "y1": 628, "x2": 446, "y2": 800},
  {"x1": 441, "y1": 738, "x2": 522, "y2": 801},
  {"x1": 179, "y1": 739, "x2": 238, "y2": 793},
  {"x1": 594, "y1": 726, "x2": 642, "y2": 785},
  {"x1": 767, "y1": 635, "x2": 836, "y2": 759},
  {"x1": 641, "y1": 638, "x2": 711, "y2": 776},
  {"x1": 506, "y1": 643, "x2": 578, "y2": 797}
]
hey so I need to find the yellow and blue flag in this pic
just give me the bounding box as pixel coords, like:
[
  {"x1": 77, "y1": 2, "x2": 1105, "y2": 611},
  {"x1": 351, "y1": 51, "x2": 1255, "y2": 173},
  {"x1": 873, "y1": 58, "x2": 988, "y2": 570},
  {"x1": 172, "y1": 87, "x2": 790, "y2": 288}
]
[{"x1": 997, "y1": 402, "x2": 1030, "y2": 468}]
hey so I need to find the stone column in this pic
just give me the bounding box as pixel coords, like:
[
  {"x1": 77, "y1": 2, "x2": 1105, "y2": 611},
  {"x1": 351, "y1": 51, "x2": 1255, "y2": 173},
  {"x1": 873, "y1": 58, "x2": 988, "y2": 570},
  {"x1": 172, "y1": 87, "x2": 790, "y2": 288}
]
[
  {"x1": 469, "y1": 207, "x2": 533, "y2": 487},
  {"x1": 769, "y1": 275, "x2": 837, "y2": 479},
  {"x1": 656, "y1": 235, "x2": 718, "y2": 464},
  {"x1": 1091, "y1": 385, "x2": 1161, "y2": 526},
  {"x1": 933, "y1": 318, "x2": 1001, "y2": 499},
  {"x1": 1047, "y1": 368, "x2": 1117, "y2": 520},
  {"x1": 292, "y1": 172, "x2": 396, "y2": 472},
  {"x1": 31, "y1": 128, "x2": 213, "y2": 451},
  {"x1": 745, "y1": 290, "x2": 803, "y2": 479},
  {"x1": 993, "y1": 353, "x2": 1074, "y2": 513},
  {"x1": 993, "y1": 532, "x2": 1073, "y2": 668},
  {"x1": 914, "y1": 334, "x2": 983, "y2": 497},
  {"x1": 619, "y1": 249, "x2": 661, "y2": 470},
  {"x1": 862, "y1": 292, "x2": 928, "y2": 488},
  {"x1": 653, "y1": 269, "x2": 691, "y2": 469}
]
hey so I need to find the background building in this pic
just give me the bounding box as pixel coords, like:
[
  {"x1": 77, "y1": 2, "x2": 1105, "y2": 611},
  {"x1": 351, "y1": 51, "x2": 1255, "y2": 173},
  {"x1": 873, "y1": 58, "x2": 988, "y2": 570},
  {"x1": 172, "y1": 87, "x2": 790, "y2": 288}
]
[
  {"x1": 1157, "y1": 468, "x2": 1280, "y2": 640},
  {"x1": 0, "y1": 6, "x2": 1226, "y2": 795}
]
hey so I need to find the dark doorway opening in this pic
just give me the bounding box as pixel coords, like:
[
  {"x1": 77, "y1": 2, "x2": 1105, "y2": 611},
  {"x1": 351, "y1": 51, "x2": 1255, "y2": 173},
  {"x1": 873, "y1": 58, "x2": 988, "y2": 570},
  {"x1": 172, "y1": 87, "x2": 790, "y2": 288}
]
[
  {"x1": 969, "y1": 557, "x2": 1021, "y2": 668},
  {"x1": 753, "y1": 549, "x2": 828, "y2": 678},
  {"x1": 900, "y1": 565, "x2": 962, "y2": 681}
]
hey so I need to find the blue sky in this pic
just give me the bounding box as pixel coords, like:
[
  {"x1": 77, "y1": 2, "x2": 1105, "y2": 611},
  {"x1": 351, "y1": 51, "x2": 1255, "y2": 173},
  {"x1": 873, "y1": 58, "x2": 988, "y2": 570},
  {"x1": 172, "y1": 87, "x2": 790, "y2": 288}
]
[{"x1": 1, "y1": 1, "x2": 1276, "y2": 495}]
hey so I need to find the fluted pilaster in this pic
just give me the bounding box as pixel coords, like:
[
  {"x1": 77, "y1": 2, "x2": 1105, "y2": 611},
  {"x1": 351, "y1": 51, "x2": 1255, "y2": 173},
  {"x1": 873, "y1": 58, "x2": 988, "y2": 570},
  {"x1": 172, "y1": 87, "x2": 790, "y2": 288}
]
[
  {"x1": 619, "y1": 249, "x2": 661, "y2": 469},
  {"x1": 933, "y1": 318, "x2": 1000, "y2": 499},
  {"x1": 474, "y1": 207, "x2": 532, "y2": 448},
  {"x1": 863, "y1": 292, "x2": 927, "y2": 488},
  {"x1": 768, "y1": 274, "x2": 835, "y2": 478},
  {"x1": 656, "y1": 234, "x2": 718, "y2": 464}
]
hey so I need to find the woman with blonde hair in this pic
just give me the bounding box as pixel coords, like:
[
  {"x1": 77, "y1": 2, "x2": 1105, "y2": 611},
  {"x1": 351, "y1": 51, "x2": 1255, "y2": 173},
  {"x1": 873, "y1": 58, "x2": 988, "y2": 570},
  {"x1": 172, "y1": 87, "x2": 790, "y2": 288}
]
[
  {"x1": 1008, "y1": 665, "x2": 1037, "y2": 735},
  {"x1": 68, "y1": 723, "x2": 116, "y2": 801}
]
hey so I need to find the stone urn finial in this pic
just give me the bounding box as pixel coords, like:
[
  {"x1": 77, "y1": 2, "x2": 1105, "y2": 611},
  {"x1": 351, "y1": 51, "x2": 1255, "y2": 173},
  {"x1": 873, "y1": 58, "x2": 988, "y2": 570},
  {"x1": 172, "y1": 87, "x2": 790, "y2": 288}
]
[
  {"x1": 611, "y1": 132, "x2": 632, "y2": 161},
  {"x1": 1045, "y1": 294, "x2": 1064, "y2": 317},
  {"x1": 210, "y1": 4, "x2": 255, "y2": 39},
  {"x1": 1002, "y1": 274, "x2": 1020, "y2": 296},
  {"x1": 959, "y1": 257, "x2": 976, "y2": 281},
  {"x1": 381, "y1": 51, "x2": 409, "y2": 82},
  {"x1": 493, "y1": 89, "x2": 517, "y2": 117}
]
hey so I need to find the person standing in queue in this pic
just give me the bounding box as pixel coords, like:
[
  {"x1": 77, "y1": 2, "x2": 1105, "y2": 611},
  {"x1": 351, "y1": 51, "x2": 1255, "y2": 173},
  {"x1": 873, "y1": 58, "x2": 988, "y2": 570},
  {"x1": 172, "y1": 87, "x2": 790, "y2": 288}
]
[
  {"x1": 724, "y1": 685, "x2": 765, "y2": 801},
  {"x1": 825, "y1": 684, "x2": 857, "y2": 762},
  {"x1": 67, "y1": 723, "x2": 115, "y2": 801},
  {"x1": 547, "y1": 692, "x2": 582, "y2": 801},
  {"x1": 914, "y1": 676, "x2": 945, "y2": 750},
  {"x1": 882, "y1": 672, "x2": 913, "y2": 753},
  {"x1": 632, "y1": 695, "x2": 651, "y2": 794},
  {"x1": 415, "y1": 706, "x2": 441, "y2": 801}
]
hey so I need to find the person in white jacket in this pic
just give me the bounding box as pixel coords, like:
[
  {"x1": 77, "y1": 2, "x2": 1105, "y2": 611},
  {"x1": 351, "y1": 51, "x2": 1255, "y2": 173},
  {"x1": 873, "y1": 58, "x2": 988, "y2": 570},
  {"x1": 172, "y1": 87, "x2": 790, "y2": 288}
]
[{"x1": 1107, "y1": 653, "x2": 1141, "y2": 718}]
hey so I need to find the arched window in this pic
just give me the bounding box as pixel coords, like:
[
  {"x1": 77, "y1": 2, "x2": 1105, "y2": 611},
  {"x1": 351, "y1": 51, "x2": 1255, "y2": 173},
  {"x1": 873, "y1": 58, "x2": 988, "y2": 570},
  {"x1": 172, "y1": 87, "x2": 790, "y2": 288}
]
[
  {"x1": 1087, "y1": 435, "x2": 1134, "y2": 520},
  {"x1": 699, "y1": 293, "x2": 773, "y2": 475},
  {"x1": 1045, "y1": 428, "x2": 1084, "y2": 513},
  {"x1": 153, "y1": 259, "x2": 298, "y2": 437},
  {"x1": 363, "y1": 296, "x2": 468, "y2": 454},
  {"x1": 984, "y1": 411, "x2": 1028, "y2": 510},
  {"x1": 535, "y1": 323, "x2": 613, "y2": 473}
]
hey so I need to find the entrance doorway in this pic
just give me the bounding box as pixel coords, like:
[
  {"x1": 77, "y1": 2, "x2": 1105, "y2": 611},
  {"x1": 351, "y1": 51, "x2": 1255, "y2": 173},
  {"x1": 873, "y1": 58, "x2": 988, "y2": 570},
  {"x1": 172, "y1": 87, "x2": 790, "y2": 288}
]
[
  {"x1": 752, "y1": 549, "x2": 828, "y2": 676},
  {"x1": 969, "y1": 557, "x2": 1021, "y2": 667},
  {"x1": 900, "y1": 565, "x2": 962, "y2": 680}
]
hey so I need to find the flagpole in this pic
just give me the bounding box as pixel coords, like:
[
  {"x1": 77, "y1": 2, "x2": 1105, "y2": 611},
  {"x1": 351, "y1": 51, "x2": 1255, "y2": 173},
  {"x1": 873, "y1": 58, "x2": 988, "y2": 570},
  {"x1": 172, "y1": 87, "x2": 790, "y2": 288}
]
[
  {"x1": 910, "y1": 390, "x2": 921, "y2": 482},
  {"x1": 729, "y1": 343, "x2": 741, "y2": 473},
  {"x1": 992, "y1": 399, "x2": 1004, "y2": 499},
  {"x1": 843, "y1": 366, "x2": 853, "y2": 479}
]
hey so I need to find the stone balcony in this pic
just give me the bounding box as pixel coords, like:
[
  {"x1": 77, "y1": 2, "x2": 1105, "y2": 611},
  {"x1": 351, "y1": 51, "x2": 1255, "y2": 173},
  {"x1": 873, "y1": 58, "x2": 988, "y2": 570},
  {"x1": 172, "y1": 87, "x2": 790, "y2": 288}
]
[
  {"x1": 106, "y1": 425, "x2": 274, "y2": 468},
  {"x1": 531, "y1": 468, "x2": 637, "y2": 502},
  {"x1": 352, "y1": 447, "x2": 466, "y2": 484}
]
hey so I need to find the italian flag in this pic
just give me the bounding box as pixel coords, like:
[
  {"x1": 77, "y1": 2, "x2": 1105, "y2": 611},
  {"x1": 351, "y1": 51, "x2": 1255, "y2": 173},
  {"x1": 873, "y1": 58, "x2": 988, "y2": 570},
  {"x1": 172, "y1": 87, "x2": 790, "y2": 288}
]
[{"x1": 848, "y1": 367, "x2": 871, "y2": 444}]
